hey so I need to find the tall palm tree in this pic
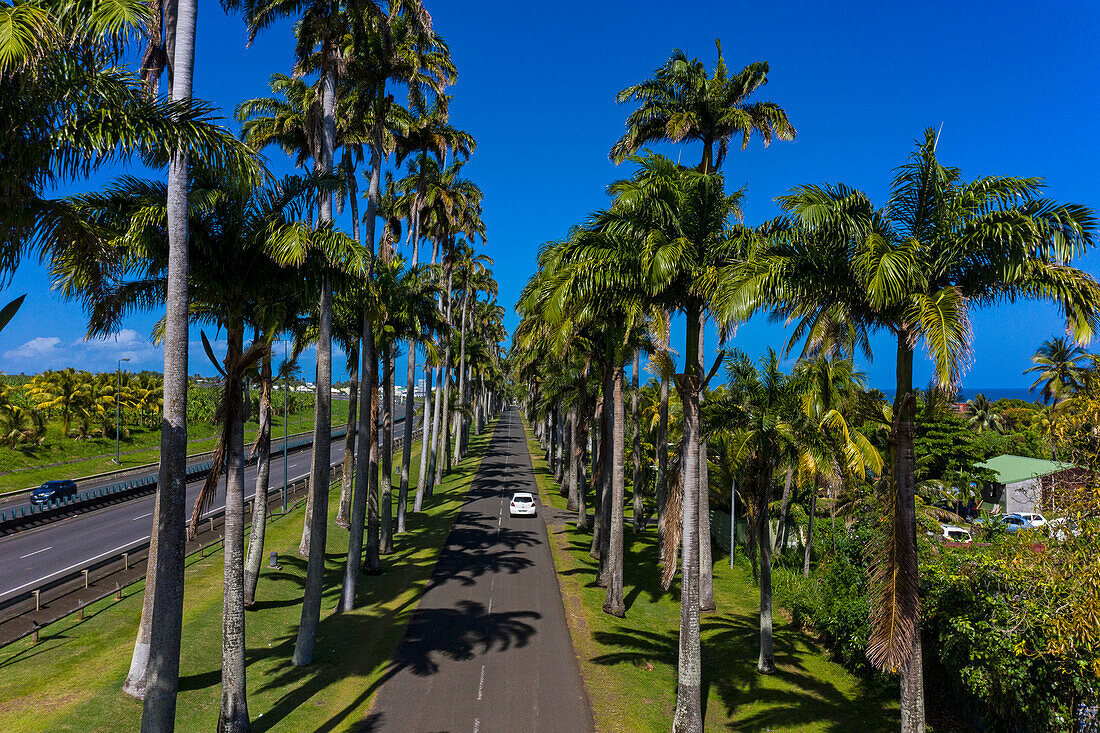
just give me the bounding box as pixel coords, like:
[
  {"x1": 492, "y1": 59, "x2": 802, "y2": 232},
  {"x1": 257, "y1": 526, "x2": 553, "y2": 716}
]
[
  {"x1": 719, "y1": 128, "x2": 1100, "y2": 732},
  {"x1": 49, "y1": 164, "x2": 353, "y2": 732},
  {"x1": 610, "y1": 39, "x2": 796, "y2": 174},
  {"x1": 340, "y1": 0, "x2": 450, "y2": 609},
  {"x1": 1025, "y1": 336, "x2": 1089, "y2": 404},
  {"x1": 0, "y1": 0, "x2": 254, "y2": 284}
]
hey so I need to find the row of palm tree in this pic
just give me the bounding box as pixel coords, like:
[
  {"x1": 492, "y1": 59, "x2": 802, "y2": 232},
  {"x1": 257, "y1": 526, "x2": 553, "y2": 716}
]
[
  {"x1": 15, "y1": 369, "x2": 164, "y2": 438},
  {"x1": 0, "y1": 0, "x2": 507, "y2": 729},
  {"x1": 512, "y1": 40, "x2": 1100, "y2": 733}
]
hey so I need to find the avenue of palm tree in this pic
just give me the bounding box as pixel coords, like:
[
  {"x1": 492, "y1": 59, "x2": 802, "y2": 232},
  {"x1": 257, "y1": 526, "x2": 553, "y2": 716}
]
[
  {"x1": 0, "y1": 1, "x2": 506, "y2": 730},
  {"x1": 514, "y1": 41, "x2": 1100, "y2": 733},
  {"x1": 3, "y1": 2, "x2": 1100, "y2": 731}
]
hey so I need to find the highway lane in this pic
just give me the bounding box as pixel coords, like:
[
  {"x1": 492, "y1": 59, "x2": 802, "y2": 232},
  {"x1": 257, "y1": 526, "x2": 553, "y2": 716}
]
[
  {"x1": 0, "y1": 406, "x2": 415, "y2": 603},
  {"x1": 364, "y1": 407, "x2": 594, "y2": 733}
]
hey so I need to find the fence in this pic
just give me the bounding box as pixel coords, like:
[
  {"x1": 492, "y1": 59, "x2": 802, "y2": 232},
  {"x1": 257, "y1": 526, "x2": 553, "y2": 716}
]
[
  {"x1": 0, "y1": 425, "x2": 421, "y2": 648},
  {"x1": 709, "y1": 510, "x2": 802, "y2": 554}
]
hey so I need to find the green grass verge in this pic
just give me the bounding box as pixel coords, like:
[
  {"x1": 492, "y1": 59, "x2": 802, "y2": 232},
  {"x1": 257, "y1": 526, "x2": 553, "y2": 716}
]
[
  {"x1": 0, "y1": 423, "x2": 495, "y2": 732},
  {"x1": 0, "y1": 404, "x2": 347, "y2": 494},
  {"x1": 522, "y1": 425, "x2": 899, "y2": 732}
]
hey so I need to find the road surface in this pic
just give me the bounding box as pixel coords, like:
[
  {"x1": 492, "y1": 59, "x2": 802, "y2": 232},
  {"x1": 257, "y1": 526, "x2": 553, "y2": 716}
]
[{"x1": 363, "y1": 407, "x2": 594, "y2": 733}]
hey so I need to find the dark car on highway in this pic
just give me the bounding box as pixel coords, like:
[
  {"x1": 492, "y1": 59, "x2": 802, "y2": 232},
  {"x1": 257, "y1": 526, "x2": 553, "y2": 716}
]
[{"x1": 30, "y1": 479, "x2": 79, "y2": 506}]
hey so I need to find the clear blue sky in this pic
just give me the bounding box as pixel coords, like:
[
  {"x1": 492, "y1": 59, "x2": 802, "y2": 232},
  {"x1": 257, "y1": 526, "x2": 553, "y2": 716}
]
[{"x1": 2, "y1": 0, "x2": 1098, "y2": 393}]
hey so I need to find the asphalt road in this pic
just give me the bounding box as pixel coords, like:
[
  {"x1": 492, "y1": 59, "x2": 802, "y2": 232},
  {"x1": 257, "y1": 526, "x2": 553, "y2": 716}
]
[
  {"x1": 363, "y1": 407, "x2": 594, "y2": 733},
  {"x1": 0, "y1": 407, "x2": 414, "y2": 605}
]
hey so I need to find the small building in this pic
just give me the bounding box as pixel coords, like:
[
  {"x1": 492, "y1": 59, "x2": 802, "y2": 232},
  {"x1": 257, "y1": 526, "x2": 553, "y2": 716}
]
[{"x1": 977, "y1": 454, "x2": 1084, "y2": 515}]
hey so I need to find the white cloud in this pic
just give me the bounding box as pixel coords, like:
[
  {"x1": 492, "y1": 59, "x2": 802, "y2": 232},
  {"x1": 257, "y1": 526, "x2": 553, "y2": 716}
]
[
  {"x1": 3, "y1": 337, "x2": 63, "y2": 360},
  {"x1": 1, "y1": 331, "x2": 162, "y2": 372},
  {"x1": 82, "y1": 329, "x2": 145, "y2": 350}
]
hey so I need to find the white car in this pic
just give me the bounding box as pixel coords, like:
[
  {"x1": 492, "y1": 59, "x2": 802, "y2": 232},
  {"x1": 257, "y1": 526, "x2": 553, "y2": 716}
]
[
  {"x1": 1047, "y1": 516, "x2": 1081, "y2": 540},
  {"x1": 1016, "y1": 512, "x2": 1047, "y2": 527},
  {"x1": 940, "y1": 524, "x2": 972, "y2": 543},
  {"x1": 509, "y1": 492, "x2": 537, "y2": 517}
]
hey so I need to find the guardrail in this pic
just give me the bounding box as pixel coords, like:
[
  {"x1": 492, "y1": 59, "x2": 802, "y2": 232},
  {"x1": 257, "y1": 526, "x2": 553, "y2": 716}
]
[
  {"x1": 0, "y1": 426, "x2": 422, "y2": 648},
  {"x1": 0, "y1": 426, "x2": 349, "y2": 533},
  {"x1": 0, "y1": 427, "x2": 319, "y2": 502}
]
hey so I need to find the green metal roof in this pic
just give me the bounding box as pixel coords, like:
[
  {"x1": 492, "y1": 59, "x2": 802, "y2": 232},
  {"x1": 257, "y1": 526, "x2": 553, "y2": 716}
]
[{"x1": 978, "y1": 454, "x2": 1075, "y2": 484}]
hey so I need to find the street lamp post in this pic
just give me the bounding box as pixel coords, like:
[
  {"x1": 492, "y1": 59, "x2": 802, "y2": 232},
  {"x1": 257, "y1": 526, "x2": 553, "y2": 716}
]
[{"x1": 116, "y1": 358, "x2": 130, "y2": 464}]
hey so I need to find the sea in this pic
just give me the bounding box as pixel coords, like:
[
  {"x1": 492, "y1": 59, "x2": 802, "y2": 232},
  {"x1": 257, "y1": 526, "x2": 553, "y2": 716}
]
[{"x1": 880, "y1": 387, "x2": 1039, "y2": 403}]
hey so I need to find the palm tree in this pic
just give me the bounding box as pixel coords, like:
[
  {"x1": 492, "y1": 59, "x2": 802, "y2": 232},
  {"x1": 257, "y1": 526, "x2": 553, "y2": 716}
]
[
  {"x1": 791, "y1": 356, "x2": 882, "y2": 576},
  {"x1": 26, "y1": 368, "x2": 89, "y2": 438},
  {"x1": 0, "y1": 0, "x2": 254, "y2": 284},
  {"x1": 610, "y1": 39, "x2": 796, "y2": 174},
  {"x1": 340, "y1": 0, "x2": 450, "y2": 610},
  {"x1": 48, "y1": 165, "x2": 354, "y2": 732},
  {"x1": 450, "y1": 247, "x2": 493, "y2": 464},
  {"x1": 706, "y1": 350, "x2": 816, "y2": 674},
  {"x1": 1025, "y1": 336, "x2": 1089, "y2": 404},
  {"x1": 965, "y1": 394, "x2": 1004, "y2": 433},
  {"x1": 719, "y1": 128, "x2": 1100, "y2": 732}
]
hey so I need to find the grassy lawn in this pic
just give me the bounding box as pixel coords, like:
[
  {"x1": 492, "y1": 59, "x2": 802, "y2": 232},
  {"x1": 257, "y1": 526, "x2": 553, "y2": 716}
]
[
  {"x1": 522, "y1": 425, "x2": 899, "y2": 732},
  {"x1": 0, "y1": 403, "x2": 351, "y2": 495},
  {"x1": 0, "y1": 423, "x2": 494, "y2": 732}
]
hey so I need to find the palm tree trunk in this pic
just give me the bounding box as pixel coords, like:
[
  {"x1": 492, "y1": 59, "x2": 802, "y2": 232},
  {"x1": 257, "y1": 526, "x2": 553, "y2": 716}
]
[
  {"x1": 803, "y1": 483, "x2": 818, "y2": 578},
  {"x1": 672, "y1": 303, "x2": 703, "y2": 733},
  {"x1": 560, "y1": 404, "x2": 571, "y2": 497},
  {"x1": 364, "y1": 365, "x2": 381, "y2": 573},
  {"x1": 414, "y1": 359, "x2": 434, "y2": 512},
  {"x1": 590, "y1": 389, "x2": 606, "y2": 564},
  {"x1": 452, "y1": 286, "x2": 469, "y2": 464},
  {"x1": 575, "y1": 398, "x2": 589, "y2": 530},
  {"x1": 697, "y1": 322, "x2": 714, "y2": 613},
  {"x1": 656, "y1": 374, "x2": 670, "y2": 559},
  {"x1": 774, "y1": 468, "x2": 794, "y2": 554},
  {"x1": 133, "y1": 2, "x2": 194, "y2": 724},
  {"x1": 291, "y1": 60, "x2": 336, "y2": 668},
  {"x1": 219, "y1": 323, "x2": 250, "y2": 731},
  {"x1": 435, "y1": 272, "x2": 454, "y2": 487},
  {"x1": 426, "y1": 362, "x2": 443, "y2": 494},
  {"x1": 380, "y1": 343, "x2": 394, "y2": 554},
  {"x1": 336, "y1": 343, "x2": 359, "y2": 529},
  {"x1": 631, "y1": 350, "x2": 642, "y2": 532},
  {"x1": 757, "y1": 462, "x2": 776, "y2": 675},
  {"x1": 549, "y1": 405, "x2": 559, "y2": 481},
  {"x1": 895, "y1": 333, "x2": 925, "y2": 733},
  {"x1": 243, "y1": 350, "x2": 272, "y2": 607},
  {"x1": 602, "y1": 364, "x2": 626, "y2": 618},
  {"x1": 345, "y1": 120, "x2": 382, "y2": 604},
  {"x1": 292, "y1": 276, "x2": 333, "y2": 667},
  {"x1": 398, "y1": 338, "x2": 415, "y2": 532}
]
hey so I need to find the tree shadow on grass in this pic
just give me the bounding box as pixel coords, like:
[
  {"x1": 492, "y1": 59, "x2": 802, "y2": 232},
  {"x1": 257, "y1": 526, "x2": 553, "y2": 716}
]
[{"x1": 588, "y1": 611, "x2": 897, "y2": 732}]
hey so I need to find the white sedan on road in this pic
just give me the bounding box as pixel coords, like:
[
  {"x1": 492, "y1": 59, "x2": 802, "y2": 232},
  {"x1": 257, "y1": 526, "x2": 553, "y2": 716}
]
[{"x1": 509, "y1": 492, "x2": 537, "y2": 517}]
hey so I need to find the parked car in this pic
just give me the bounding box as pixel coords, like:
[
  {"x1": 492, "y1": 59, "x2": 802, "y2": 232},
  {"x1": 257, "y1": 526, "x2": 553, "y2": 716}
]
[
  {"x1": 1016, "y1": 512, "x2": 1047, "y2": 527},
  {"x1": 509, "y1": 492, "x2": 537, "y2": 517},
  {"x1": 940, "y1": 524, "x2": 973, "y2": 543},
  {"x1": 1001, "y1": 514, "x2": 1030, "y2": 533},
  {"x1": 1047, "y1": 516, "x2": 1081, "y2": 540},
  {"x1": 30, "y1": 479, "x2": 79, "y2": 506}
]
